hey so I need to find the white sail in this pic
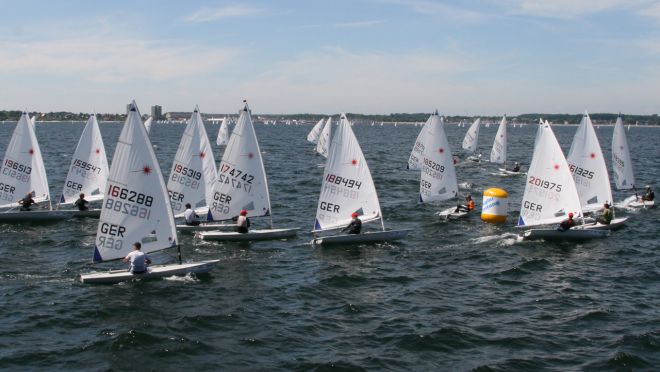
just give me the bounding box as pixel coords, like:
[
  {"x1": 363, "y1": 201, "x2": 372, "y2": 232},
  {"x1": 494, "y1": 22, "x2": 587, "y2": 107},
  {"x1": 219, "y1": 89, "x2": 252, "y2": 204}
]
[
  {"x1": 0, "y1": 112, "x2": 50, "y2": 208},
  {"x1": 490, "y1": 116, "x2": 507, "y2": 164},
  {"x1": 143, "y1": 116, "x2": 153, "y2": 134},
  {"x1": 208, "y1": 102, "x2": 271, "y2": 221},
  {"x1": 407, "y1": 116, "x2": 432, "y2": 170},
  {"x1": 216, "y1": 117, "x2": 230, "y2": 146},
  {"x1": 307, "y1": 118, "x2": 326, "y2": 144},
  {"x1": 314, "y1": 113, "x2": 382, "y2": 231},
  {"x1": 59, "y1": 114, "x2": 109, "y2": 205},
  {"x1": 167, "y1": 107, "x2": 218, "y2": 216},
  {"x1": 419, "y1": 113, "x2": 458, "y2": 203},
  {"x1": 612, "y1": 116, "x2": 635, "y2": 190},
  {"x1": 566, "y1": 111, "x2": 613, "y2": 212},
  {"x1": 93, "y1": 101, "x2": 177, "y2": 262},
  {"x1": 461, "y1": 118, "x2": 481, "y2": 153},
  {"x1": 30, "y1": 116, "x2": 36, "y2": 129},
  {"x1": 518, "y1": 121, "x2": 583, "y2": 227},
  {"x1": 316, "y1": 117, "x2": 332, "y2": 158}
]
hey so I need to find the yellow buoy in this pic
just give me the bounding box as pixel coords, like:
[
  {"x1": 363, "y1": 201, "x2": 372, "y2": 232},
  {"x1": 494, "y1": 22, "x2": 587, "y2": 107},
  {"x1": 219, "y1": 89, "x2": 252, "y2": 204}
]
[{"x1": 481, "y1": 188, "x2": 508, "y2": 223}]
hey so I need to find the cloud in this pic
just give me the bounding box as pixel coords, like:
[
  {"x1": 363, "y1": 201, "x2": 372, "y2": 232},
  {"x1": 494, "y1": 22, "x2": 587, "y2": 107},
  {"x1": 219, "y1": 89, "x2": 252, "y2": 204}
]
[
  {"x1": 183, "y1": 4, "x2": 262, "y2": 23},
  {"x1": 302, "y1": 19, "x2": 386, "y2": 29},
  {"x1": 505, "y1": 0, "x2": 652, "y2": 19},
  {"x1": 637, "y1": 2, "x2": 660, "y2": 19},
  {"x1": 379, "y1": 0, "x2": 487, "y2": 22},
  {"x1": 0, "y1": 37, "x2": 239, "y2": 83}
]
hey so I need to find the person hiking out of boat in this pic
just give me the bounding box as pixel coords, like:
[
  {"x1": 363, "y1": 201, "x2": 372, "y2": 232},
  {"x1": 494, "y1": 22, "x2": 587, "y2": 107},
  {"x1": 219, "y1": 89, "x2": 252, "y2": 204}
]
[
  {"x1": 641, "y1": 185, "x2": 655, "y2": 202},
  {"x1": 511, "y1": 162, "x2": 520, "y2": 172},
  {"x1": 236, "y1": 209, "x2": 250, "y2": 233},
  {"x1": 74, "y1": 193, "x2": 89, "y2": 211},
  {"x1": 557, "y1": 212, "x2": 576, "y2": 232},
  {"x1": 341, "y1": 212, "x2": 362, "y2": 234},
  {"x1": 183, "y1": 203, "x2": 200, "y2": 226},
  {"x1": 123, "y1": 242, "x2": 151, "y2": 274},
  {"x1": 455, "y1": 195, "x2": 475, "y2": 213},
  {"x1": 596, "y1": 202, "x2": 613, "y2": 225},
  {"x1": 18, "y1": 193, "x2": 35, "y2": 211}
]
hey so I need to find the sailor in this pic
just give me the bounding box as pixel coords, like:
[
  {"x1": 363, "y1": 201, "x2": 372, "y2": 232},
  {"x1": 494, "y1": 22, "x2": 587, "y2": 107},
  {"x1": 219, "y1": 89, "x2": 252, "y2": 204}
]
[
  {"x1": 341, "y1": 212, "x2": 362, "y2": 234},
  {"x1": 18, "y1": 193, "x2": 35, "y2": 211},
  {"x1": 236, "y1": 209, "x2": 250, "y2": 233},
  {"x1": 511, "y1": 162, "x2": 520, "y2": 172},
  {"x1": 596, "y1": 202, "x2": 613, "y2": 225},
  {"x1": 455, "y1": 194, "x2": 475, "y2": 213},
  {"x1": 641, "y1": 185, "x2": 655, "y2": 202},
  {"x1": 123, "y1": 242, "x2": 152, "y2": 274},
  {"x1": 74, "y1": 193, "x2": 89, "y2": 211},
  {"x1": 183, "y1": 203, "x2": 200, "y2": 226},
  {"x1": 557, "y1": 212, "x2": 576, "y2": 231}
]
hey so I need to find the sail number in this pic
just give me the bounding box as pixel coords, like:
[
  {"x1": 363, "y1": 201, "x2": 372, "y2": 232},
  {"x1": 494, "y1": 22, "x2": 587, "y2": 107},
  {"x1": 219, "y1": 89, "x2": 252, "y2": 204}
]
[
  {"x1": 219, "y1": 164, "x2": 254, "y2": 184},
  {"x1": 107, "y1": 185, "x2": 154, "y2": 206},
  {"x1": 73, "y1": 159, "x2": 102, "y2": 174},
  {"x1": 3, "y1": 159, "x2": 32, "y2": 175},
  {"x1": 528, "y1": 176, "x2": 562, "y2": 192},
  {"x1": 568, "y1": 164, "x2": 594, "y2": 180},
  {"x1": 325, "y1": 174, "x2": 361, "y2": 189},
  {"x1": 423, "y1": 159, "x2": 445, "y2": 172},
  {"x1": 172, "y1": 163, "x2": 202, "y2": 181}
]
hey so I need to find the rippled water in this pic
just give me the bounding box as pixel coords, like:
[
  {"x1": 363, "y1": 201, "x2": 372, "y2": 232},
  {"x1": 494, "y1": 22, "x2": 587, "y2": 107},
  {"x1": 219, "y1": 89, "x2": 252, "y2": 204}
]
[{"x1": 1, "y1": 121, "x2": 658, "y2": 370}]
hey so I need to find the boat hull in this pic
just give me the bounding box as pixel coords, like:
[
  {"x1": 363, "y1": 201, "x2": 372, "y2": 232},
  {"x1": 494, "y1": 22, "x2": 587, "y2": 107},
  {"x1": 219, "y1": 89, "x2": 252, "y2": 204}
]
[
  {"x1": 199, "y1": 228, "x2": 299, "y2": 241},
  {"x1": 312, "y1": 229, "x2": 411, "y2": 245},
  {"x1": 581, "y1": 217, "x2": 628, "y2": 230},
  {"x1": 498, "y1": 168, "x2": 524, "y2": 176},
  {"x1": 436, "y1": 207, "x2": 470, "y2": 220},
  {"x1": 0, "y1": 210, "x2": 73, "y2": 222},
  {"x1": 78, "y1": 260, "x2": 220, "y2": 284},
  {"x1": 176, "y1": 223, "x2": 234, "y2": 232},
  {"x1": 522, "y1": 228, "x2": 609, "y2": 241}
]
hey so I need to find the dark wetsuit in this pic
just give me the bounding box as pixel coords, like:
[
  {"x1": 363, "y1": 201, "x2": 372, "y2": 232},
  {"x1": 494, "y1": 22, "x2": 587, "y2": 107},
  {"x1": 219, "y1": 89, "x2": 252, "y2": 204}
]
[
  {"x1": 342, "y1": 219, "x2": 362, "y2": 234},
  {"x1": 236, "y1": 217, "x2": 250, "y2": 233},
  {"x1": 19, "y1": 196, "x2": 35, "y2": 211},
  {"x1": 642, "y1": 190, "x2": 655, "y2": 201},
  {"x1": 557, "y1": 218, "x2": 576, "y2": 231},
  {"x1": 512, "y1": 165, "x2": 520, "y2": 172},
  {"x1": 74, "y1": 197, "x2": 89, "y2": 211}
]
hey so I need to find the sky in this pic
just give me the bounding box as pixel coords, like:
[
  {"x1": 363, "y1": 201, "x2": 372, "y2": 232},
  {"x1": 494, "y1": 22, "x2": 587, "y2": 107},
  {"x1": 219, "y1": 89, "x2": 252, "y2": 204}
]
[{"x1": 1, "y1": 0, "x2": 659, "y2": 115}]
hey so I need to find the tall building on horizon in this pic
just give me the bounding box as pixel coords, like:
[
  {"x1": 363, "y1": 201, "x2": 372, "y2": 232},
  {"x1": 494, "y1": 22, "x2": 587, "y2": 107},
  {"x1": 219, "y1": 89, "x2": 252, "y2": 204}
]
[{"x1": 151, "y1": 105, "x2": 163, "y2": 121}]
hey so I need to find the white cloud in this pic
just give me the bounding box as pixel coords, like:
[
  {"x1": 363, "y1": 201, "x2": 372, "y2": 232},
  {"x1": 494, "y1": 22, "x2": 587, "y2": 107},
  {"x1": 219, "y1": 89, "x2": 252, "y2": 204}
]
[
  {"x1": 183, "y1": 4, "x2": 262, "y2": 23},
  {"x1": 0, "y1": 37, "x2": 239, "y2": 83},
  {"x1": 333, "y1": 20, "x2": 386, "y2": 28},
  {"x1": 379, "y1": 0, "x2": 487, "y2": 22},
  {"x1": 505, "y1": 0, "x2": 652, "y2": 19},
  {"x1": 637, "y1": 2, "x2": 660, "y2": 19}
]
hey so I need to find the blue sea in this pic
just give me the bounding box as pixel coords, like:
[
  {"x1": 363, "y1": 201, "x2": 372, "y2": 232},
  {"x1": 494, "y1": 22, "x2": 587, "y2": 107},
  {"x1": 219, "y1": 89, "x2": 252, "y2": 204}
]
[{"x1": 0, "y1": 120, "x2": 658, "y2": 371}]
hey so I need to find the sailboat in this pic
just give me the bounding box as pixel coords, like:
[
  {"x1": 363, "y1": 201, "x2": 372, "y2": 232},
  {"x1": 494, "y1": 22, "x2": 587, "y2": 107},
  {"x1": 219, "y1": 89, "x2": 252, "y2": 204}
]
[
  {"x1": 612, "y1": 116, "x2": 650, "y2": 208},
  {"x1": 0, "y1": 112, "x2": 70, "y2": 221},
  {"x1": 517, "y1": 120, "x2": 608, "y2": 240},
  {"x1": 198, "y1": 101, "x2": 299, "y2": 241},
  {"x1": 143, "y1": 116, "x2": 153, "y2": 134},
  {"x1": 168, "y1": 107, "x2": 218, "y2": 229},
  {"x1": 57, "y1": 114, "x2": 109, "y2": 218},
  {"x1": 311, "y1": 113, "x2": 410, "y2": 244},
  {"x1": 307, "y1": 117, "x2": 326, "y2": 144},
  {"x1": 407, "y1": 116, "x2": 431, "y2": 170},
  {"x1": 416, "y1": 112, "x2": 463, "y2": 219},
  {"x1": 216, "y1": 117, "x2": 230, "y2": 146},
  {"x1": 316, "y1": 117, "x2": 332, "y2": 158},
  {"x1": 462, "y1": 118, "x2": 482, "y2": 162},
  {"x1": 78, "y1": 101, "x2": 218, "y2": 284}
]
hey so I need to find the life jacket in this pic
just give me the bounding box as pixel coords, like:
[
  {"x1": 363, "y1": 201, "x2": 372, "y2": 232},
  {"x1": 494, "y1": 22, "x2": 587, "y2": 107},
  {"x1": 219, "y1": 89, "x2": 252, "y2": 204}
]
[{"x1": 467, "y1": 199, "x2": 475, "y2": 211}]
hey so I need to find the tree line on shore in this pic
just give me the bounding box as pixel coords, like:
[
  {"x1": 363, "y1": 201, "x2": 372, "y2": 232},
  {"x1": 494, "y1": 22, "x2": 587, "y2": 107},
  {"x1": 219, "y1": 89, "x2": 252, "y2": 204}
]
[{"x1": 1, "y1": 110, "x2": 658, "y2": 125}]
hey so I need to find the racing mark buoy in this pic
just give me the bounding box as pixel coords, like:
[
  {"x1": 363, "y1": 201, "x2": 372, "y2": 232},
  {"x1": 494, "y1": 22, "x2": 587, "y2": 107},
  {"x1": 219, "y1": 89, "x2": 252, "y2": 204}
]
[{"x1": 481, "y1": 188, "x2": 508, "y2": 223}]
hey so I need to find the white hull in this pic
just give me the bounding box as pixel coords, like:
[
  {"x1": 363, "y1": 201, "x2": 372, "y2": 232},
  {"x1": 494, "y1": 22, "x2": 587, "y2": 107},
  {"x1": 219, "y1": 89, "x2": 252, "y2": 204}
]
[
  {"x1": 173, "y1": 206, "x2": 209, "y2": 219},
  {"x1": 581, "y1": 217, "x2": 628, "y2": 230},
  {"x1": 497, "y1": 168, "x2": 524, "y2": 176},
  {"x1": 522, "y1": 228, "x2": 609, "y2": 241},
  {"x1": 78, "y1": 260, "x2": 220, "y2": 284},
  {"x1": 623, "y1": 195, "x2": 655, "y2": 208},
  {"x1": 436, "y1": 206, "x2": 470, "y2": 220},
  {"x1": 176, "y1": 222, "x2": 235, "y2": 232},
  {"x1": 0, "y1": 210, "x2": 73, "y2": 222},
  {"x1": 312, "y1": 229, "x2": 411, "y2": 245},
  {"x1": 199, "y1": 228, "x2": 299, "y2": 241}
]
